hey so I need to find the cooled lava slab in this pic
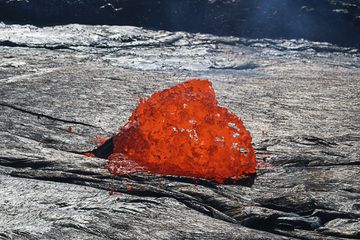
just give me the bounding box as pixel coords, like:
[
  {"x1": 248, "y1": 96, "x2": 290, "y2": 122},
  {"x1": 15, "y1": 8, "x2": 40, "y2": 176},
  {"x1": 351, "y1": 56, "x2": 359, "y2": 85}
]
[{"x1": 0, "y1": 24, "x2": 359, "y2": 239}]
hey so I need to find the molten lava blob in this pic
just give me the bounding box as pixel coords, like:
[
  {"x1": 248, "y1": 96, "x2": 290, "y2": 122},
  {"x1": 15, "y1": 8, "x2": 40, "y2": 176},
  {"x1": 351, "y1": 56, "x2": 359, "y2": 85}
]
[{"x1": 106, "y1": 79, "x2": 256, "y2": 183}]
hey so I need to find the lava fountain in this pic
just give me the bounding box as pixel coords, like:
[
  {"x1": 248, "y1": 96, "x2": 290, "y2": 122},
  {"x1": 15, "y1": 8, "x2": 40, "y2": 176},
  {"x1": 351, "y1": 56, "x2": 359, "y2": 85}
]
[{"x1": 90, "y1": 79, "x2": 256, "y2": 183}]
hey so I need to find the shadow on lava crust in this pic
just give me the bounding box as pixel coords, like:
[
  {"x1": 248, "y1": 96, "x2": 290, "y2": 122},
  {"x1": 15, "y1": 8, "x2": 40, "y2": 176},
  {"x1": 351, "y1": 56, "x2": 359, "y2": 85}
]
[{"x1": 91, "y1": 137, "x2": 114, "y2": 159}]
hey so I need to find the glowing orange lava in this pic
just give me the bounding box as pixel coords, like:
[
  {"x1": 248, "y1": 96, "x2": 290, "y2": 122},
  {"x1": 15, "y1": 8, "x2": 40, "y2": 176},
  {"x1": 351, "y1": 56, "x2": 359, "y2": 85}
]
[{"x1": 106, "y1": 79, "x2": 256, "y2": 183}]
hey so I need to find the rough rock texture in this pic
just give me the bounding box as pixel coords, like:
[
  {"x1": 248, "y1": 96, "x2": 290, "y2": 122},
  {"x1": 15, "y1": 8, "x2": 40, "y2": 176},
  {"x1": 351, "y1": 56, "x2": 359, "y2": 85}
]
[
  {"x1": 0, "y1": 24, "x2": 360, "y2": 239},
  {"x1": 0, "y1": 0, "x2": 360, "y2": 48}
]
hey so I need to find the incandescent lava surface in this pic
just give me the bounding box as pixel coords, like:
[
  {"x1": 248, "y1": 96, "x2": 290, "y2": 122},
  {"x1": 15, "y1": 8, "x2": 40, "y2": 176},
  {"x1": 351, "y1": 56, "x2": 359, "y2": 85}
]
[{"x1": 105, "y1": 79, "x2": 256, "y2": 183}]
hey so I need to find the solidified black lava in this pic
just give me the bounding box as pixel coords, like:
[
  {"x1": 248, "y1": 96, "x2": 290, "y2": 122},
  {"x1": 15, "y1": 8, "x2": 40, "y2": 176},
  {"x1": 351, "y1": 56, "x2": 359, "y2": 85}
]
[{"x1": 91, "y1": 137, "x2": 114, "y2": 159}]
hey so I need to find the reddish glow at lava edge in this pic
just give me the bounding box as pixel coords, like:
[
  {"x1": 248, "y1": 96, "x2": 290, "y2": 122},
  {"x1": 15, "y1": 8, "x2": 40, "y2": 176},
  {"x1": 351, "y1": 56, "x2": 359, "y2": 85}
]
[{"x1": 107, "y1": 79, "x2": 256, "y2": 183}]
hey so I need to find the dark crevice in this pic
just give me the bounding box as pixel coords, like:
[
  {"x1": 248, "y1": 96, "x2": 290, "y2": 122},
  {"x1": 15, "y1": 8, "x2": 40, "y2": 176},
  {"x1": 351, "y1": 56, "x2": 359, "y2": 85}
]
[
  {"x1": 341, "y1": 188, "x2": 360, "y2": 194},
  {"x1": 65, "y1": 169, "x2": 102, "y2": 176},
  {"x1": 115, "y1": 185, "x2": 238, "y2": 223},
  {"x1": 240, "y1": 213, "x2": 322, "y2": 230},
  {"x1": 309, "y1": 162, "x2": 360, "y2": 167},
  {"x1": 0, "y1": 40, "x2": 129, "y2": 51},
  {"x1": 275, "y1": 216, "x2": 322, "y2": 230},
  {"x1": 0, "y1": 157, "x2": 53, "y2": 169},
  {"x1": 209, "y1": 63, "x2": 259, "y2": 70},
  {"x1": 0, "y1": 232, "x2": 10, "y2": 239},
  {"x1": 19, "y1": 173, "x2": 103, "y2": 184},
  {"x1": 239, "y1": 211, "x2": 348, "y2": 238},
  {"x1": 0, "y1": 102, "x2": 101, "y2": 129},
  {"x1": 287, "y1": 135, "x2": 338, "y2": 148},
  {"x1": 63, "y1": 150, "x2": 91, "y2": 155},
  {"x1": 240, "y1": 214, "x2": 280, "y2": 232},
  {"x1": 0, "y1": 40, "x2": 74, "y2": 51},
  {"x1": 312, "y1": 209, "x2": 356, "y2": 224},
  {"x1": 301, "y1": 136, "x2": 338, "y2": 147},
  {"x1": 239, "y1": 215, "x2": 316, "y2": 240},
  {"x1": 90, "y1": 137, "x2": 114, "y2": 159},
  {"x1": 0, "y1": 39, "x2": 181, "y2": 52},
  {"x1": 259, "y1": 203, "x2": 316, "y2": 216}
]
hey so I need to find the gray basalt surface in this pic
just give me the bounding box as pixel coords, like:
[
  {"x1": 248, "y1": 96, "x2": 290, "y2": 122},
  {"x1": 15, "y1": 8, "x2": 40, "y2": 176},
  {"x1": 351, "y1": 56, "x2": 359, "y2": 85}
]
[{"x1": 0, "y1": 24, "x2": 360, "y2": 239}]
